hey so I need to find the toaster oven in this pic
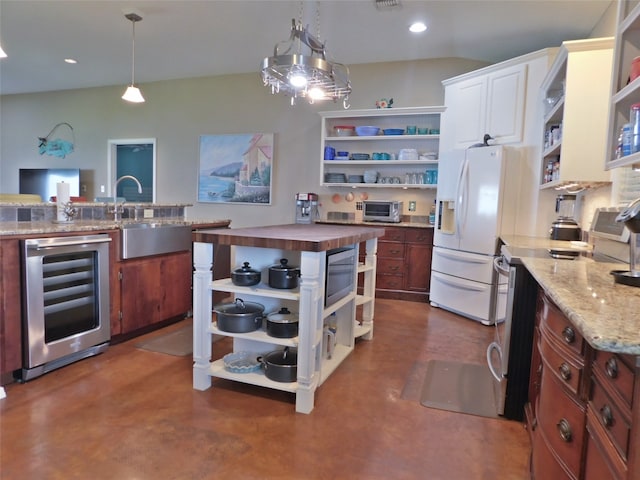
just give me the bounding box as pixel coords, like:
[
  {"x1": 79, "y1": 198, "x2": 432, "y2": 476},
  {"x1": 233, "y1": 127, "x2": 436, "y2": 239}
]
[{"x1": 363, "y1": 200, "x2": 403, "y2": 223}]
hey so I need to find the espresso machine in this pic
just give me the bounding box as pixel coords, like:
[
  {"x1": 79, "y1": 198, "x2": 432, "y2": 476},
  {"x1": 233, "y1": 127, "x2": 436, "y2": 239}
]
[
  {"x1": 549, "y1": 194, "x2": 582, "y2": 241},
  {"x1": 613, "y1": 198, "x2": 640, "y2": 286},
  {"x1": 295, "y1": 193, "x2": 318, "y2": 224}
]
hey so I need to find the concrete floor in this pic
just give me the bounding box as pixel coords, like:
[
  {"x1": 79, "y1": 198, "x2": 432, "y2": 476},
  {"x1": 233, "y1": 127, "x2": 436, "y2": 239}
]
[{"x1": 0, "y1": 299, "x2": 531, "y2": 479}]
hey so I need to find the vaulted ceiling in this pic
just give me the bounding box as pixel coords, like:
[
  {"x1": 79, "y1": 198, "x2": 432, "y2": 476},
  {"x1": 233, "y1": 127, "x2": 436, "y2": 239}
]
[{"x1": 0, "y1": 0, "x2": 613, "y2": 95}]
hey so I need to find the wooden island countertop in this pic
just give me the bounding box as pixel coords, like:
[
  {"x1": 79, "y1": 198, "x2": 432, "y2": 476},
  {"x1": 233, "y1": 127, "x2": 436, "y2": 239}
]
[{"x1": 192, "y1": 223, "x2": 385, "y2": 252}]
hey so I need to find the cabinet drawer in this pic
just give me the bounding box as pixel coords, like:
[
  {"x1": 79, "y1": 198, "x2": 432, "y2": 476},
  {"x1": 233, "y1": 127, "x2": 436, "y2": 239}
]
[
  {"x1": 539, "y1": 330, "x2": 584, "y2": 397},
  {"x1": 590, "y1": 374, "x2": 632, "y2": 461},
  {"x1": 584, "y1": 409, "x2": 627, "y2": 480},
  {"x1": 592, "y1": 350, "x2": 635, "y2": 410},
  {"x1": 540, "y1": 293, "x2": 585, "y2": 357},
  {"x1": 376, "y1": 274, "x2": 404, "y2": 290},
  {"x1": 376, "y1": 258, "x2": 404, "y2": 275},
  {"x1": 532, "y1": 427, "x2": 574, "y2": 480},
  {"x1": 537, "y1": 369, "x2": 586, "y2": 478},
  {"x1": 378, "y1": 242, "x2": 405, "y2": 258},
  {"x1": 405, "y1": 228, "x2": 433, "y2": 244},
  {"x1": 380, "y1": 228, "x2": 405, "y2": 243}
]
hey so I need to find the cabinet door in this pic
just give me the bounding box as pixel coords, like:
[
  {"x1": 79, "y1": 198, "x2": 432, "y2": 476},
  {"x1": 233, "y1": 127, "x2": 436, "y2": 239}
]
[
  {"x1": 0, "y1": 238, "x2": 22, "y2": 379},
  {"x1": 443, "y1": 63, "x2": 526, "y2": 150},
  {"x1": 405, "y1": 243, "x2": 431, "y2": 292},
  {"x1": 444, "y1": 75, "x2": 487, "y2": 149},
  {"x1": 486, "y1": 63, "x2": 527, "y2": 144},
  {"x1": 120, "y1": 251, "x2": 192, "y2": 334}
]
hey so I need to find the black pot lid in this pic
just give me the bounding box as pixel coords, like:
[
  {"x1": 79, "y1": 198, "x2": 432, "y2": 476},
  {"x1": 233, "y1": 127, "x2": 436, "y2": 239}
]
[
  {"x1": 233, "y1": 262, "x2": 260, "y2": 275},
  {"x1": 267, "y1": 307, "x2": 299, "y2": 323},
  {"x1": 271, "y1": 258, "x2": 298, "y2": 271}
]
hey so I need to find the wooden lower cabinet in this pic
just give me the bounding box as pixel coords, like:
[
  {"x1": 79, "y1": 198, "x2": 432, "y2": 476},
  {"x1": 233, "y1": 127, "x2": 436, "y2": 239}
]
[
  {"x1": 0, "y1": 237, "x2": 23, "y2": 384},
  {"x1": 361, "y1": 225, "x2": 433, "y2": 302},
  {"x1": 529, "y1": 288, "x2": 640, "y2": 480},
  {"x1": 117, "y1": 250, "x2": 192, "y2": 336}
]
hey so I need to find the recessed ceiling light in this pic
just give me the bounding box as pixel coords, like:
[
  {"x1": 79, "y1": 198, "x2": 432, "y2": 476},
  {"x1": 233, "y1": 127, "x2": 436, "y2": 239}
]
[
  {"x1": 64, "y1": 58, "x2": 78, "y2": 64},
  {"x1": 409, "y1": 22, "x2": 427, "y2": 33}
]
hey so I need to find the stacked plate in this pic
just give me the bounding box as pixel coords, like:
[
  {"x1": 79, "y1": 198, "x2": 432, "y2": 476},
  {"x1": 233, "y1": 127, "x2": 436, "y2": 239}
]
[
  {"x1": 325, "y1": 173, "x2": 347, "y2": 183},
  {"x1": 347, "y1": 175, "x2": 365, "y2": 183}
]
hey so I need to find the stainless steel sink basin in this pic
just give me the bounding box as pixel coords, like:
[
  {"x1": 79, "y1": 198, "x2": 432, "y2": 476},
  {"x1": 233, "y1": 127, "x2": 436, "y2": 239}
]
[{"x1": 120, "y1": 222, "x2": 192, "y2": 259}]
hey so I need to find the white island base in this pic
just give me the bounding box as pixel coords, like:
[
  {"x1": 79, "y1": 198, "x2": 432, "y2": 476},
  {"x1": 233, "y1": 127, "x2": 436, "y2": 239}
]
[{"x1": 192, "y1": 224, "x2": 381, "y2": 413}]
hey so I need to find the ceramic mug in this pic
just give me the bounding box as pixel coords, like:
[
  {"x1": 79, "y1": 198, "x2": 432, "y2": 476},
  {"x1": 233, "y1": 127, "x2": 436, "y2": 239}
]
[{"x1": 406, "y1": 126, "x2": 417, "y2": 135}]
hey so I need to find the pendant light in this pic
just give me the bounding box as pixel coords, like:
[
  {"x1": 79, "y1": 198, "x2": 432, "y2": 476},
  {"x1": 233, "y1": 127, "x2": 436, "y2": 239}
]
[
  {"x1": 261, "y1": 3, "x2": 351, "y2": 108},
  {"x1": 121, "y1": 12, "x2": 145, "y2": 103}
]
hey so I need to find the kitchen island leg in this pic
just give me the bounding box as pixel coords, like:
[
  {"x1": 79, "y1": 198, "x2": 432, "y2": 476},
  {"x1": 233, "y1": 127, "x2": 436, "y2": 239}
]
[
  {"x1": 192, "y1": 241, "x2": 213, "y2": 391},
  {"x1": 295, "y1": 251, "x2": 324, "y2": 413},
  {"x1": 361, "y1": 237, "x2": 377, "y2": 340}
]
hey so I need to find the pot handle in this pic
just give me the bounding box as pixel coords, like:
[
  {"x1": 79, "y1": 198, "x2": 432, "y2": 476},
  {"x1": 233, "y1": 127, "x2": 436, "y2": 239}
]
[
  {"x1": 287, "y1": 268, "x2": 301, "y2": 280},
  {"x1": 257, "y1": 355, "x2": 267, "y2": 371}
]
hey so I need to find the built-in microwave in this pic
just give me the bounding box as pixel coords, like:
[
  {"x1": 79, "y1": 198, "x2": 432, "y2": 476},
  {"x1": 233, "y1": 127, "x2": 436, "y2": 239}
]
[
  {"x1": 363, "y1": 200, "x2": 403, "y2": 223},
  {"x1": 325, "y1": 246, "x2": 357, "y2": 307}
]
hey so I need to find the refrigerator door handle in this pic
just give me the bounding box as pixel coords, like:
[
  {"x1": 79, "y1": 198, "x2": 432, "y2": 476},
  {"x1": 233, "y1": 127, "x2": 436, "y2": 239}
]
[
  {"x1": 434, "y1": 273, "x2": 487, "y2": 292},
  {"x1": 455, "y1": 155, "x2": 469, "y2": 239},
  {"x1": 436, "y1": 248, "x2": 491, "y2": 264}
]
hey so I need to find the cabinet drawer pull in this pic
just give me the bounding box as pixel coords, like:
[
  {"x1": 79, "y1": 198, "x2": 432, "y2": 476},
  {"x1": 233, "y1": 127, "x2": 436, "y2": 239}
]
[
  {"x1": 557, "y1": 418, "x2": 573, "y2": 442},
  {"x1": 558, "y1": 362, "x2": 572, "y2": 381},
  {"x1": 605, "y1": 357, "x2": 618, "y2": 379},
  {"x1": 600, "y1": 404, "x2": 614, "y2": 428},
  {"x1": 389, "y1": 266, "x2": 400, "y2": 271},
  {"x1": 562, "y1": 326, "x2": 575, "y2": 344},
  {"x1": 389, "y1": 249, "x2": 401, "y2": 255}
]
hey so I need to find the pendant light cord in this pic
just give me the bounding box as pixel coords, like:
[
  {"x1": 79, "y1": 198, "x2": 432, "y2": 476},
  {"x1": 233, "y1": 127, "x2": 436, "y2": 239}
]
[{"x1": 131, "y1": 19, "x2": 136, "y2": 85}]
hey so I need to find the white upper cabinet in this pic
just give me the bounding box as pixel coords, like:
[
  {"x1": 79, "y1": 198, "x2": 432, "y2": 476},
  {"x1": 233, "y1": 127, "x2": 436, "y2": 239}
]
[
  {"x1": 606, "y1": 0, "x2": 640, "y2": 169},
  {"x1": 539, "y1": 37, "x2": 614, "y2": 190},
  {"x1": 440, "y1": 63, "x2": 527, "y2": 150}
]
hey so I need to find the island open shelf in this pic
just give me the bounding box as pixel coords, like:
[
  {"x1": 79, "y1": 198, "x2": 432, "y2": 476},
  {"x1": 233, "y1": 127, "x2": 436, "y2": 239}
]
[{"x1": 192, "y1": 223, "x2": 383, "y2": 413}]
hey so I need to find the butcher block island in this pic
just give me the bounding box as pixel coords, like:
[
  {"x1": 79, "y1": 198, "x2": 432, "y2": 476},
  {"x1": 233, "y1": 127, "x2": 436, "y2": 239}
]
[{"x1": 192, "y1": 224, "x2": 384, "y2": 413}]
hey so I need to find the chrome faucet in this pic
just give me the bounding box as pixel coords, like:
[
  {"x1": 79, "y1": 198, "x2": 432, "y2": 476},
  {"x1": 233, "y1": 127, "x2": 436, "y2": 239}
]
[{"x1": 111, "y1": 175, "x2": 143, "y2": 221}]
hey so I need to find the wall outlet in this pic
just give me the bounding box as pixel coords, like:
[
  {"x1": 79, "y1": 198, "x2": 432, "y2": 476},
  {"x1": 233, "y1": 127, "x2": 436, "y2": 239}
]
[
  {"x1": 143, "y1": 209, "x2": 154, "y2": 218},
  {"x1": 100, "y1": 185, "x2": 105, "y2": 193},
  {"x1": 408, "y1": 200, "x2": 417, "y2": 212}
]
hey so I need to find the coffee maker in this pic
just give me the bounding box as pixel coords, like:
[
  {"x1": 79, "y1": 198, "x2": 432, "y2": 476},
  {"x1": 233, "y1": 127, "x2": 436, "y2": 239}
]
[
  {"x1": 613, "y1": 198, "x2": 640, "y2": 286},
  {"x1": 549, "y1": 194, "x2": 581, "y2": 241},
  {"x1": 295, "y1": 193, "x2": 318, "y2": 224}
]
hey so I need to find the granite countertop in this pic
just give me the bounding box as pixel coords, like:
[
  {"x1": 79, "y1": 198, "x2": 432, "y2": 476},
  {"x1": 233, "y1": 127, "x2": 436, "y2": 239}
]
[
  {"x1": 193, "y1": 223, "x2": 385, "y2": 252},
  {"x1": 0, "y1": 218, "x2": 231, "y2": 236},
  {"x1": 502, "y1": 235, "x2": 640, "y2": 355}
]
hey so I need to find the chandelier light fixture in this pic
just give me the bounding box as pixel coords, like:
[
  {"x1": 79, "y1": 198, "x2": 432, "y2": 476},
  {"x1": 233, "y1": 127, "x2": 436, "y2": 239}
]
[
  {"x1": 121, "y1": 12, "x2": 145, "y2": 103},
  {"x1": 261, "y1": 6, "x2": 351, "y2": 108}
]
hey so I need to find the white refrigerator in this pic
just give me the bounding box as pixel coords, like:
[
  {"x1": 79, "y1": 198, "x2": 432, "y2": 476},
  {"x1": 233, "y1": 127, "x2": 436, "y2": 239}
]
[{"x1": 430, "y1": 145, "x2": 519, "y2": 325}]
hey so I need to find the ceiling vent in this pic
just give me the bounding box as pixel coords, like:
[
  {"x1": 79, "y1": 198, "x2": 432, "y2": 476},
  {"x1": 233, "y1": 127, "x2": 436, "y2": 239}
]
[{"x1": 375, "y1": 0, "x2": 401, "y2": 10}]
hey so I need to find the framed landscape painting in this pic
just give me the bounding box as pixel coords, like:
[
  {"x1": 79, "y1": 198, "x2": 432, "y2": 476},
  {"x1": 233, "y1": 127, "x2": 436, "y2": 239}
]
[{"x1": 198, "y1": 133, "x2": 273, "y2": 204}]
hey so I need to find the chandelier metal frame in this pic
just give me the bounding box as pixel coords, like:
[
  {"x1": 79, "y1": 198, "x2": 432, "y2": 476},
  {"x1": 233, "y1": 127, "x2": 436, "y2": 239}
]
[{"x1": 261, "y1": 18, "x2": 351, "y2": 107}]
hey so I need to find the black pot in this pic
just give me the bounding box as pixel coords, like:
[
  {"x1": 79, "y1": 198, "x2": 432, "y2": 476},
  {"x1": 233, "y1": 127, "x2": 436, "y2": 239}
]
[
  {"x1": 231, "y1": 262, "x2": 261, "y2": 286},
  {"x1": 266, "y1": 307, "x2": 299, "y2": 338},
  {"x1": 269, "y1": 258, "x2": 300, "y2": 289},
  {"x1": 213, "y1": 298, "x2": 264, "y2": 333},
  {"x1": 259, "y1": 347, "x2": 297, "y2": 383}
]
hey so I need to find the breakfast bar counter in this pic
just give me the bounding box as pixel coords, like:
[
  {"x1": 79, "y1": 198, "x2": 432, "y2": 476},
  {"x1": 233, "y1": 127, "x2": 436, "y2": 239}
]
[{"x1": 192, "y1": 223, "x2": 384, "y2": 413}]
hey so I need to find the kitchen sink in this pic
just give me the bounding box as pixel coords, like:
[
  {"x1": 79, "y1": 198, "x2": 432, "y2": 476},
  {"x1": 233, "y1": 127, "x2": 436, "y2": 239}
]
[{"x1": 120, "y1": 222, "x2": 192, "y2": 259}]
